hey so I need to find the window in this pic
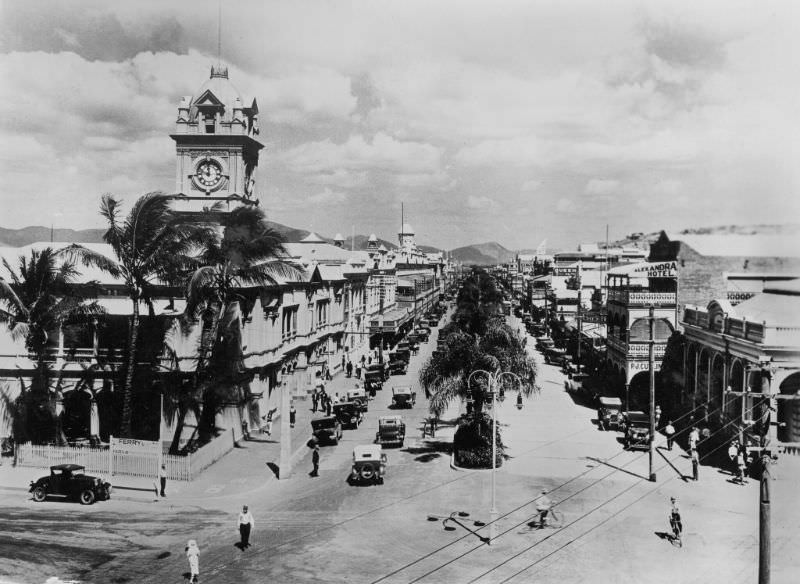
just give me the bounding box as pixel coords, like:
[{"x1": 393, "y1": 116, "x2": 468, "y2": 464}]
[
  {"x1": 282, "y1": 306, "x2": 299, "y2": 339},
  {"x1": 317, "y1": 300, "x2": 330, "y2": 326}
]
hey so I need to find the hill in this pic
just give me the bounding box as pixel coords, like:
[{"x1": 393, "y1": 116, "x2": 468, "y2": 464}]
[
  {"x1": 449, "y1": 241, "x2": 515, "y2": 265},
  {"x1": 0, "y1": 226, "x2": 106, "y2": 247}
]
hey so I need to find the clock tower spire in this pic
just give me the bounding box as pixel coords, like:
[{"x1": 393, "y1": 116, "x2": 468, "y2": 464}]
[{"x1": 171, "y1": 63, "x2": 263, "y2": 217}]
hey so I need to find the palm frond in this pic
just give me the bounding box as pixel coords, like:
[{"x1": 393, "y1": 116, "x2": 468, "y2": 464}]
[{"x1": 57, "y1": 244, "x2": 122, "y2": 279}]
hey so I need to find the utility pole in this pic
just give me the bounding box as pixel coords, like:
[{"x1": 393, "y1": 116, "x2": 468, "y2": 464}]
[
  {"x1": 576, "y1": 263, "x2": 582, "y2": 370},
  {"x1": 648, "y1": 305, "x2": 656, "y2": 482}
]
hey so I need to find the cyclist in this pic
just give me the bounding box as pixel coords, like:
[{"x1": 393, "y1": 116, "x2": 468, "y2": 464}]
[
  {"x1": 669, "y1": 497, "x2": 683, "y2": 543},
  {"x1": 536, "y1": 489, "x2": 552, "y2": 528}
]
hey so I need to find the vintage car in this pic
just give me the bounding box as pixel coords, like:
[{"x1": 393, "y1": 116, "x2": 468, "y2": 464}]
[
  {"x1": 30, "y1": 464, "x2": 112, "y2": 505},
  {"x1": 544, "y1": 347, "x2": 568, "y2": 365},
  {"x1": 333, "y1": 401, "x2": 363, "y2": 429},
  {"x1": 364, "y1": 372, "x2": 383, "y2": 396},
  {"x1": 388, "y1": 355, "x2": 408, "y2": 375},
  {"x1": 350, "y1": 444, "x2": 387, "y2": 485},
  {"x1": 412, "y1": 328, "x2": 430, "y2": 342},
  {"x1": 597, "y1": 397, "x2": 624, "y2": 431},
  {"x1": 391, "y1": 386, "x2": 417, "y2": 408},
  {"x1": 375, "y1": 415, "x2": 406, "y2": 447},
  {"x1": 311, "y1": 416, "x2": 343, "y2": 445},
  {"x1": 565, "y1": 373, "x2": 590, "y2": 394},
  {"x1": 366, "y1": 362, "x2": 389, "y2": 382},
  {"x1": 536, "y1": 337, "x2": 555, "y2": 351},
  {"x1": 347, "y1": 388, "x2": 369, "y2": 412},
  {"x1": 392, "y1": 348, "x2": 412, "y2": 363},
  {"x1": 623, "y1": 411, "x2": 651, "y2": 450}
]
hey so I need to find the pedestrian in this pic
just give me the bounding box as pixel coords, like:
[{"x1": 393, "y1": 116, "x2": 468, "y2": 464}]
[
  {"x1": 241, "y1": 417, "x2": 249, "y2": 441},
  {"x1": 691, "y1": 448, "x2": 699, "y2": 481},
  {"x1": 238, "y1": 505, "x2": 255, "y2": 549},
  {"x1": 346, "y1": 360, "x2": 353, "y2": 378},
  {"x1": 728, "y1": 440, "x2": 739, "y2": 474},
  {"x1": 326, "y1": 396, "x2": 332, "y2": 416},
  {"x1": 688, "y1": 426, "x2": 699, "y2": 452},
  {"x1": 333, "y1": 392, "x2": 340, "y2": 404},
  {"x1": 368, "y1": 355, "x2": 372, "y2": 366},
  {"x1": 654, "y1": 405, "x2": 662, "y2": 429},
  {"x1": 159, "y1": 463, "x2": 167, "y2": 498},
  {"x1": 263, "y1": 410, "x2": 274, "y2": 436},
  {"x1": 185, "y1": 540, "x2": 200, "y2": 583},
  {"x1": 311, "y1": 445, "x2": 320, "y2": 477},
  {"x1": 430, "y1": 416, "x2": 437, "y2": 438},
  {"x1": 355, "y1": 364, "x2": 361, "y2": 379},
  {"x1": 289, "y1": 403, "x2": 297, "y2": 428},
  {"x1": 664, "y1": 420, "x2": 675, "y2": 451},
  {"x1": 325, "y1": 368, "x2": 332, "y2": 381},
  {"x1": 736, "y1": 448, "x2": 747, "y2": 484},
  {"x1": 311, "y1": 389, "x2": 318, "y2": 413},
  {"x1": 361, "y1": 354, "x2": 366, "y2": 367}
]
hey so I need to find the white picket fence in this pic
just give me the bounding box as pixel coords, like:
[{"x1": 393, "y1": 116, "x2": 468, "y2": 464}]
[{"x1": 15, "y1": 429, "x2": 235, "y2": 481}]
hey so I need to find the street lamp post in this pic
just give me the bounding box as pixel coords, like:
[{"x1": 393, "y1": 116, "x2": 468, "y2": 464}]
[{"x1": 467, "y1": 369, "x2": 523, "y2": 545}]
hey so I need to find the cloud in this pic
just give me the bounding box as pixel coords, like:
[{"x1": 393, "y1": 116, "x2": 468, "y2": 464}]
[
  {"x1": 466, "y1": 195, "x2": 496, "y2": 210},
  {"x1": 307, "y1": 187, "x2": 347, "y2": 205},
  {"x1": 555, "y1": 198, "x2": 577, "y2": 213},
  {"x1": 521, "y1": 180, "x2": 541, "y2": 193},
  {"x1": 584, "y1": 179, "x2": 620, "y2": 197}
]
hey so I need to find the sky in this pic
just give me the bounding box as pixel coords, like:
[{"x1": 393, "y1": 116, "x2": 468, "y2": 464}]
[{"x1": 0, "y1": 0, "x2": 798, "y2": 251}]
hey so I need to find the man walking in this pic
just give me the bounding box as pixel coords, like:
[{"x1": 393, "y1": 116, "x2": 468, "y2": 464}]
[
  {"x1": 311, "y1": 388, "x2": 319, "y2": 413},
  {"x1": 159, "y1": 463, "x2": 167, "y2": 498},
  {"x1": 691, "y1": 448, "x2": 699, "y2": 481},
  {"x1": 664, "y1": 420, "x2": 675, "y2": 451},
  {"x1": 289, "y1": 403, "x2": 297, "y2": 428},
  {"x1": 238, "y1": 505, "x2": 255, "y2": 549},
  {"x1": 689, "y1": 426, "x2": 699, "y2": 453},
  {"x1": 346, "y1": 360, "x2": 353, "y2": 378},
  {"x1": 311, "y1": 445, "x2": 320, "y2": 477}
]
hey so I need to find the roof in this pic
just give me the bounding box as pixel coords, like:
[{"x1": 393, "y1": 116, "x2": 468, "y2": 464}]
[
  {"x1": 353, "y1": 444, "x2": 383, "y2": 458},
  {"x1": 732, "y1": 281, "x2": 800, "y2": 327},
  {"x1": 94, "y1": 297, "x2": 186, "y2": 316},
  {"x1": 283, "y1": 242, "x2": 360, "y2": 263},
  {"x1": 50, "y1": 464, "x2": 85, "y2": 471},
  {"x1": 315, "y1": 264, "x2": 345, "y2": 282},
  {"x1": 667, "y1": 233, "x2": 800, "y2": 258},
  {"x1": 599, "y1": 397, "x2": 623, "y2": 406},
  {"x1": 192, "y1": 65, "x2": 244, "y2": 122}
]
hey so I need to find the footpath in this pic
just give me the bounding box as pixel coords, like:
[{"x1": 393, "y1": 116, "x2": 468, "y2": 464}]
[{"x1": 0, "y1": 367, "x2": 371, "y2": 507}]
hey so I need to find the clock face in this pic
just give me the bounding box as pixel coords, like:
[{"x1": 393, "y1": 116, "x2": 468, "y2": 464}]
[{"x1": 196, "y1": 160, "x2": 222, "y2": 188}]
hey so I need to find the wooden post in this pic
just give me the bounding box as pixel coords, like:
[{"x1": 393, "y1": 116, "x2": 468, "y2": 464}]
[
  {"x1": 648, "y1": 306, "x2": 656, "y2": 482},
  {"x1": 759, "y1": 454, "x2": 771, "y2": 584}
]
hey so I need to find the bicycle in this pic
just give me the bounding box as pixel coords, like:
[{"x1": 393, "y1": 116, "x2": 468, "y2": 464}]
[{"x1": 526, "y1": 506, "x2": 562, "y2": 530}]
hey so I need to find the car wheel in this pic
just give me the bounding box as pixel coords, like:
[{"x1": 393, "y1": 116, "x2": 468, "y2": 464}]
[
  {"x1": 360, "y1": 463, "x2": 375, "y2": 481},
  {"x1": 79, "y1": 489, "x2": 96, "y2": 505},
  {"x1": 32, "y1": 486, "x2": 47, "y2": 502}
]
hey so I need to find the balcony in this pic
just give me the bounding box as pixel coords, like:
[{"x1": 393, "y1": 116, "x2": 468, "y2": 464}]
[
  {"x1": 607, "y1": 289, "x2": 677, "y2": 306},
  {"x1": 606, "y1": 336, "x2": 667, "y2": 359}
]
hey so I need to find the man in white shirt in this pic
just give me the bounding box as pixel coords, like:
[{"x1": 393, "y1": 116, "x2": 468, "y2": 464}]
[
  {"x1": 536, "y1": 489, "x2": 553, "y2": 528},
  {"x1": 238, "y1": 505, "x2": 255, "y2": 549}
]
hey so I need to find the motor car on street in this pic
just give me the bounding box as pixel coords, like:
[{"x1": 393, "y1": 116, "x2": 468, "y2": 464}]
[
  {"x1": 623, "y1": 411, "x2": 651, "y2": 450},
  {"x1": 536, "y1": 337, "x2": 555, "y2": 351},
  {"x1": 375, "y1": 415, "x2": 406, "y2": 447},
  {"x1": 413, "y1": 328, "x2": 430, "y2": 342},
  {"x1": 366, "y1": 362, "x2": 389, "y2": 382},
  {"x1": 30, "y1": 464, "x2": 112, "y2": 505},
  {"x1": 391, "y1": 386, "x2": 417, "y2": 408},
  {"x1": 350, "y1": 444, "x2": 387, "y2": 485},
  {"x1": 347, "y1": 388, "x2": 369, "y2": 412},
  {"x1": 597, "y1": 397, "x2": 624, "y2": 431},
  {"x1": 565, "y1": 372, "x2": 591, "y2": 394},
  {"x1": 311, "y1": 416, "x2": 343, "y2": 445},
  {"x1": 334, "y1": 402, "x2": 363, "y2": 429},
  {"x1": 388, "y1": 354, "x2": 408, "y2": 375},
  {"x1": 544, "y1": 347, "x2": 567, "y2": 365}
]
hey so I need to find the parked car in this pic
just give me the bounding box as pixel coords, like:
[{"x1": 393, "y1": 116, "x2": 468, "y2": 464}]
[
  {"x1": 544, "y1": 347, "x2": 567, "y2": 365},
  {"x1": 623, "y1": 411, "x2": 651, "y2": 450},
  {"x1": 391, "y1": 386, "x2": 417, "y2": 408},
  {"x1": 565, "y1": 372, "x2": 590, "y2": 393},
  {"x1": 404, "y1": 337, "x2": 421, "y2": 353},
  {"x1": 413, "y1": 328, "x2": 430, "y2": 342},
  {"x1": 536, "y1": 337, "x2": 555, "y2": 351},
  {"x1": 375, "y1": 415, "x2": 406, "y2": 447},
  {"x1": 597, "y1": 397, "x2": 624, "y2": 431},
  {"x1": 388, "y1": 355, "x2": 408, "y2": 375},
  {"x1": 334, "y1": 402, "x2": 363, "y2": 429},
  {"x1": 311, "y1": 416, "x2": 343, "y2": 445},
  {"x1": 347, "y1": 388, "x2": 369, "y2": 412},
  {"x1": 366, "y1": 362, "x2": 389, "y2": 382},
  {"x1": 30, "y1": 464, "x2": 112, "y2": 505},
  {"x1": 350, "y1": 444, "x2": 387, "y2": 485}
]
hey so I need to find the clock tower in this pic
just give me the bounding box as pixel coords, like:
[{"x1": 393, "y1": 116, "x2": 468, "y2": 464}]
[{"x1": 171, "y1": 63, "x2": 263, "y2": 215}]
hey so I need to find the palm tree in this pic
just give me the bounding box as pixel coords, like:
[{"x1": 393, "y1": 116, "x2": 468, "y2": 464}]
[
  {"x1": 0, "y1": 247, "x2": 104, "y2": 443},
  {"x1": 61, "y1": 192, "x2": 213, "y2": 438},
  {"x1": 183, "y1": 205, "x2": 299, "y2": 442}
]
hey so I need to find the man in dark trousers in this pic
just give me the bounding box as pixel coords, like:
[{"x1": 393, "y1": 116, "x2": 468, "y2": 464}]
[
  {"x1": 238, "y1": 505, "x2": 255, "y2": 549},
  {"x1": 159, "y1": 463, "x2": 167, "y2": 497},
  {"x1": 691, "y1": 448, "x2": 699, "y2": 481},
  {"x1": 311, "y1": 389, "x2": 318, "y2": 413},
  {"x1": 346, "y1": 360, "x2": 353, "y2": 378},
  {"x1": 311, "y1": 445, "x2": 320, "y2": 477}
]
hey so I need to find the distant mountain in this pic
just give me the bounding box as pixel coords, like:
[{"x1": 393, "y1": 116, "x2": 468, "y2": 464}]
[
  {"x1": 608, "y1": 223, "x2": 800, "y2": 249},
  {"x1": 449, "y1": 241, "x2": 515, "y2": 265},
  {"x1": 0, "y1": 226, "x2": 106, "y2": 247}
]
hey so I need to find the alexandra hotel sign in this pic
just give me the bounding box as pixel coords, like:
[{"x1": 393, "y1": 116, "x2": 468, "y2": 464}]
[{"x1": 631, "y1": 261, "x2": 677, "y2": 279}]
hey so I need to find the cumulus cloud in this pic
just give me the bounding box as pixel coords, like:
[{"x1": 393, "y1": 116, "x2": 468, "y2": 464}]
[
  {"x1": 466, "y1": 195, "x2": 496, "y2": 210},
  {"x1": 307, "y1": 187, "x2": 347, "y2": 205},
  {"x1": 584, "y1": 179, "x2": 620, "y2": 197}
]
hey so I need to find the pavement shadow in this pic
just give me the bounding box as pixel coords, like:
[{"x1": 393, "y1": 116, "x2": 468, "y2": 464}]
[
  {"x1": 656, "y1": 447, "x2": 690, "y2": 482},
  {"x1": 564, "y1": 390, "x2": 596, "y2": 410},
  {"x1": 266, "y1": 462, "x2": 280, "y2": 479},
  {"x1": 245, "y1": 437, "x2": 277, "y2": 444},
  {"x1": 586, "y1": 456, "x2": 650, "y2": 481},
  {"x1": 402, "y1": 441, "x2": 452, "y2": 463},
  {"x1": 654, "y1": 531, "x2": 674, "y2": 543}
]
